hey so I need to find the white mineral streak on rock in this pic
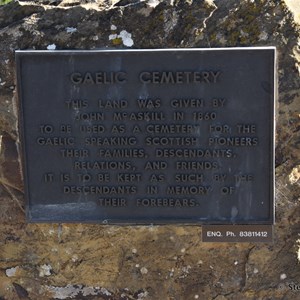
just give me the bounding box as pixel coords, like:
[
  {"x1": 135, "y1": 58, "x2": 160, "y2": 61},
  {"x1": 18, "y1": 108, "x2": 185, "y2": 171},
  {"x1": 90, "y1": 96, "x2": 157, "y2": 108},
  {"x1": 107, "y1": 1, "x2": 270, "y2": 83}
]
[
  {"x1": 147, "y1": 0, "x2": 160, "y2": 8},
  {"x1": 72, "y1": 254, "x2": 79, "y2": 262},
  {"x1": 47, "y1": 284, "x2": 79, "y2": 299},
  {"x1": 45, "y1": 285, "x2": 111, "y2": 299},
  {"x1": 47, "y1": 44, "x2": 56, "y2": 50},
  {"x1": 39, "y1": 264, "x2": 52, "y2": 277},
  {"x1": 100, "y1": 287, "x2": 112, "y2": 296},
  {"x1": 140, "y1": 267, "x2": 148, "y2": 274},
  {"x1": 109, "y1": 34, "x2": 118, "y2": 40},
  {"x1": 5, "y1": 266, "x2": 19, "y2": 277},
  {"x1": 280, "y1": 273, "x2": 287, "y2": 280},
  {"x1": 66, "y1": 27, "x2": 77, "y2": 34},
  {"x1": 82, "y1": 286, "x2": 98, "y2": 296},
  {"x1": 259, "y1": 31, "x2": 268, "y2": 41},
  {"x1": 137, "y1": 291, "x2": 149, "y2": 299},
  {"x1": 109, "y1": 30, "x2": 134, "y2": 47},
  {"x1": 119, "y1": 30, "x2": 134, "y2": 47},
  {"x1": 164, "y1": 10, "x2": 178, "y2": 37}
]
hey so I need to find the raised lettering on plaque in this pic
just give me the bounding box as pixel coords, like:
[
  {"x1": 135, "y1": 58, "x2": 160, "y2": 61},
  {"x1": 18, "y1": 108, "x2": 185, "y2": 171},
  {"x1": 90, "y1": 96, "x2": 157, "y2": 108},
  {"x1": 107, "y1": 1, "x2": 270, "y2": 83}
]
[{"x1": 16, "y1": 48, "x2": 275, "y2": 224}]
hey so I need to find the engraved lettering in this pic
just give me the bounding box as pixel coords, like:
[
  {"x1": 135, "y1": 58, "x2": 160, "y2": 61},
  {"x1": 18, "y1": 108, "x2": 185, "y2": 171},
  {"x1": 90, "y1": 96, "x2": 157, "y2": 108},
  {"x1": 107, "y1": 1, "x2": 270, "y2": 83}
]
[
  {"x1": 60, "y1": 124, "x2": 72, "y2": 133},
  {"x1": 173, "y1": 112, "x2": 184, "y2": 120},
  {"x1": 44, "y1": 173, "x2": 54, "y2": 183},
  {"x1": 76, "y1": 112, "x2": 104, "y2": 121},
  {"x1": 78, "y1": 173, "x2": 92, "y2": 182},
  {"x1": 63, "y1": 185, "x2": 137, "y2": 194},
  {"x1": 144, "y1": 161, "x2": 167, "y2": 170},
  {"x1": 98, "y1": 148, "x2": 146, "y2": 158},
  {"x1": 73, "y1": 161, "x2": 134, "y2": 170},
  {"x1": 139, "y1": 71, "x2": 221, "y2": 84},
  {"x1": 80, "y1": 125, "x2": 105, "y2": 133},
  {"x1": 213, "y1": 174, "x2": 227, "y2": 181},
  {"x1": 132, "y1": 125, "x2": 141, "y2": 133},
  {"x1": 146, "y1": 124, "x2": 200, "y2": 134},
  {"x1": 175, "y1": 173, "x2": 203, "y2": 183},
  {"x1": 171, "y1": 98, "x2": 204, "y2": 108},
  {"x1": 235, "y1": 174, "x2": 253, "y2": 183},
  {"x1": 60, "y1": 149, "x2": 89, "y2": 158},
  {"x1": 97, "y1": 198, "x2": 127, "y2": 206},
  {"x1": 145, "y1": 137, "x2": 197, "y2": 146},
  {"x1": 37, "y1": 137, "x2": 75, "y2": 146},
  {"x1": 176, "y1": 161, "x2": 219, "y2": 170},
  {"x1": 147, "y1": 185, "x2": 158, "y2": 194},
  {"x1": 149, "y1": 174, "x2": 165, "y2": 182},
  {"x1": 111, "y1": 125, "x2": 126, "y2": 133},
  {"x1": 40, "y1": 124, "x2": 54, "y2": 134},
  {"x1": 117, "y1": 173, "x2": 142, "y2": 182},
  {"x1": 167, "y1": 185, "x2": 211, "y2": 195},
  {"x1": 156, "y1": 148, "x2": 233, "y2": 158},
  {"x1": 136, "y1": 198, "x2": 196, "y2": 207},
  {"x1": 85, "y1": 137, "x2": 137, "y2": 146},
  {"x1": 193, "y1": 112, "x2": 217, "y2": 121},
  {"x1": 209, "y1": 125, "x2": 231, "y2": 134},
  {"x1": 113, "y1": 112, "x2": 165, "y2": 121},
  {"x1": 60, "y1": 173, "x2": 71, "y2": 182},
  {"x1": 137, "y1": 98, "x2": 161, "y2": 109},
  {"x1": 208, "y1": 137, "x2": 258, "y2": 146},
  {"x1": 98, "y1": 99, "x2": 128, "y2": 109},
  {"x1": 65, "y1": 100, "x2": 88, "y2": 109},
  {"x1": 212, "y1": 98, "x2": 226, "y2": 107},
  {"x1": 221, "y1": 186, "x2": 235, "y2": 195},
  {"x1": 70, "y1": 72, "x2": 127, "y2": 84},
  {"x1": 236, "y1": 124, "x2": 256, "y2": 134},
  {"x1": 97, "y1": 173, "x2": 110, "y2": 182}
]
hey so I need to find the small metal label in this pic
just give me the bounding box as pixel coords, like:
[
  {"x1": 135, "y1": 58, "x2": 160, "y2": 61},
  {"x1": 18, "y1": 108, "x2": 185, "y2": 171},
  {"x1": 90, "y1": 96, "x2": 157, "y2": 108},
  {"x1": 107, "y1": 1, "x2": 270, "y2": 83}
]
[
  {"x1": 202, "y1": 225, "x2": 273, "y2": 242},
  {"x1": 16, "y1": 48, "x2": 275, "y2": 224}
]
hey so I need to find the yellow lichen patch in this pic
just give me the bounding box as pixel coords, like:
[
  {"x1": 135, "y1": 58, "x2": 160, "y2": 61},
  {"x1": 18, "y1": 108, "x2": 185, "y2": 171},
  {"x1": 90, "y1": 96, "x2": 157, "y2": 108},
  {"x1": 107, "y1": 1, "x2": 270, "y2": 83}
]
[
  {"x1": 111, "y1": 37, "x2": 122, "y2": 45},
  {"x1": 289, "y1": 165, "x2": 300, "y2": 185}
]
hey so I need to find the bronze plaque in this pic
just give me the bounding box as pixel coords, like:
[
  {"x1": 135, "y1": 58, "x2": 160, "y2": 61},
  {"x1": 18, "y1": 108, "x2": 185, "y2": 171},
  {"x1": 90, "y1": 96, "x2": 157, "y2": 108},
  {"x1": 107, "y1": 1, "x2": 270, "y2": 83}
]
[{"x1": 16, "y1": 48, "x2": 275, "y2": 224}]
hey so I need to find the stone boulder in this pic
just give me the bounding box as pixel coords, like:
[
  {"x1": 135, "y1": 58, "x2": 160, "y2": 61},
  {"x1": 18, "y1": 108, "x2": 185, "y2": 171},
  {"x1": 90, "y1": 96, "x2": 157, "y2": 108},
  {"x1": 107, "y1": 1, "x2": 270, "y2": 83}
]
[{"x1": 0, "y1": 0, "x2": 300, "y2": 299}]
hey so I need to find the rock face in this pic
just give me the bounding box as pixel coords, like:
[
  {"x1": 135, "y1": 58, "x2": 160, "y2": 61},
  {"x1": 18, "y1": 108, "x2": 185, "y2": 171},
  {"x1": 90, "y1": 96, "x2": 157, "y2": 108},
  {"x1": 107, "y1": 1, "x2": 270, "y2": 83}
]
[{"x1": 0, "y1": 0, "x2": 300, "y2": 299}]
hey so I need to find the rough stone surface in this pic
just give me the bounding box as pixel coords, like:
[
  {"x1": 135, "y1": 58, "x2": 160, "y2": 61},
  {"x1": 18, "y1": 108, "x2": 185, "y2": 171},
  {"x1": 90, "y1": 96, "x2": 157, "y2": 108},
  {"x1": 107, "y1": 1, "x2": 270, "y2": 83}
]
[{"x1": 0, "y1": 0, "x2": 300, "y2": 299}]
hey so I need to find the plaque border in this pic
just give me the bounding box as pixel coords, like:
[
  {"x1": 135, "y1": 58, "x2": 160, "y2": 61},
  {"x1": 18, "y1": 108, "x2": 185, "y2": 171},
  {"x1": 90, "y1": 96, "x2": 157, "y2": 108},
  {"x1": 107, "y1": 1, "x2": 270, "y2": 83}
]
[{"x1": 15, "y1": 47, "x2": 276, "y2": 225}]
